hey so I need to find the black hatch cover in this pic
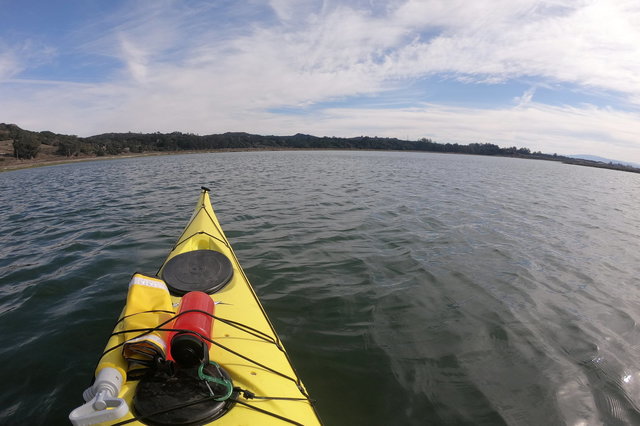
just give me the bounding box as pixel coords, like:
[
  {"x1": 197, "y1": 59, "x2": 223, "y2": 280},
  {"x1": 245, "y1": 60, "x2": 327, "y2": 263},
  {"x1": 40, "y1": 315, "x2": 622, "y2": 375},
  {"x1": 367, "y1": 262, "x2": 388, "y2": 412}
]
[{"x1": 162, "y1": 250, "x2": 233, "y2": 295}]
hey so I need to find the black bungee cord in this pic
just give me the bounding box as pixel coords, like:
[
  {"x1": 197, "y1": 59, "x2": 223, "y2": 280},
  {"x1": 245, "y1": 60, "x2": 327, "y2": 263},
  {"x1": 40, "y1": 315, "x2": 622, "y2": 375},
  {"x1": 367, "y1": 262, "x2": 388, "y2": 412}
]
[{"x1": 93, "y1": 308, "x2": 314, "y2": 425}]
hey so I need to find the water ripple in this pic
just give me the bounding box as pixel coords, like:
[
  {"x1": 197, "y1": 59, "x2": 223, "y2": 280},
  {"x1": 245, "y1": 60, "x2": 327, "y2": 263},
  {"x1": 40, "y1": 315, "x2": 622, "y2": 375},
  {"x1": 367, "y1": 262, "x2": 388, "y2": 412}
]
[{"x1": 1, "y1": 152, "x2": 640, "y2": 424}]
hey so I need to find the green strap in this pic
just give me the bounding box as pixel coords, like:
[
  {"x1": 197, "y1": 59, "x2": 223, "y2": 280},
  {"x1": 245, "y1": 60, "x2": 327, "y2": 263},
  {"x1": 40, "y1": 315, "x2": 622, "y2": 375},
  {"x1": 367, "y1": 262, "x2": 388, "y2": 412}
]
[{"x1": 198, "y1": 361, "x2": 233, "y2": 401}]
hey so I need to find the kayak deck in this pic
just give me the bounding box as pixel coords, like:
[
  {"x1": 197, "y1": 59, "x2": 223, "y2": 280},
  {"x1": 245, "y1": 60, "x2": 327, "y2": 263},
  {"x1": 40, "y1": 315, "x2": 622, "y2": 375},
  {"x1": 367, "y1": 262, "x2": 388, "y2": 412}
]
[{"x1": 79, "y1": 188, "x2": 320, "y2": 425}]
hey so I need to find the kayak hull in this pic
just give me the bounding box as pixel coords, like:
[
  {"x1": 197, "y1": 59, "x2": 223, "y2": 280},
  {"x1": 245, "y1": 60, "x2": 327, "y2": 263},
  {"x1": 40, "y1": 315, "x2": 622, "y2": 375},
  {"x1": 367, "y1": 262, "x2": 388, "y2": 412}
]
[{"x1": 77, "y1": 189, "x2": 320, "y2": 425}]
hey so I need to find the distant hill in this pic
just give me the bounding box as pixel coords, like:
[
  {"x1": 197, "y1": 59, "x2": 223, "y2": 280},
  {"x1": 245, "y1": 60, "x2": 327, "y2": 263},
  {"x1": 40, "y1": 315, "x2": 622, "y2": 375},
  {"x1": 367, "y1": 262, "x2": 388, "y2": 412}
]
[
  {"x1": 569, "y1": 154, "x2": 640, "y2": 169},
  {"x1": 2, "y1": 122, "x2": 640, "y2": 175}
]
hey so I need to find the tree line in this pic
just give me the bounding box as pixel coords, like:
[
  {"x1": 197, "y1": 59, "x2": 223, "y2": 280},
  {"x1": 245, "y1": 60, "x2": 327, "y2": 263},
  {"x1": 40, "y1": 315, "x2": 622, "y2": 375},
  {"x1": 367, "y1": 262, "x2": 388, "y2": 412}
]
[
  {"x1": 2, "y1": 123, "x2": 638, "y2": 174},
  {"x1": 2, "y1": 123, "x2": 536, "y2": 158}
]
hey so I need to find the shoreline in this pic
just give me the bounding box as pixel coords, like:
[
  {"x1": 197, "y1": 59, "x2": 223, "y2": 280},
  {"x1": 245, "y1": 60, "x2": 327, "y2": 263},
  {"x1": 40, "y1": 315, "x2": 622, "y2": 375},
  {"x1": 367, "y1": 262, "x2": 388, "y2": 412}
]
[
  {"x1": 2, "y1": 148, "x2": 639, "y2": 175},
  {"x1": 0, "y1": 148, "x2": 298, "y2": 173}
]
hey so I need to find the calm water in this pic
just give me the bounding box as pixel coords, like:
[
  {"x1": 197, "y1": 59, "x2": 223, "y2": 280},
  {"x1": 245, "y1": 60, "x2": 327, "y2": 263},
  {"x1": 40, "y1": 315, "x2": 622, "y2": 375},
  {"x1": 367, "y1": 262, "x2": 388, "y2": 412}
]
[{"x1": 1, "y1": 151, "x2": 640, "y2": 425}]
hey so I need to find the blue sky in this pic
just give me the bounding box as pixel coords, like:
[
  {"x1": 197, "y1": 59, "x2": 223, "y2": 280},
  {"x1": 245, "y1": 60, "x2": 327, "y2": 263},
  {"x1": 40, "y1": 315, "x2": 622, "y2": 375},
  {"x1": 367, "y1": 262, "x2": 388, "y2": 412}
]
[{"x1": 1, "y1": 0, "x2": 640, "y2": 162}]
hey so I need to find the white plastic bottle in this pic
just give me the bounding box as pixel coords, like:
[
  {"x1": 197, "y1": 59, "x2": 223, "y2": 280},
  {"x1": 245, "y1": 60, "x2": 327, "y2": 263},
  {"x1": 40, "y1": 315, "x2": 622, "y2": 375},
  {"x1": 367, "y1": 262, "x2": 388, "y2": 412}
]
[{"x1": 69, "y1": 367, "x2": 129, "y2": 426}]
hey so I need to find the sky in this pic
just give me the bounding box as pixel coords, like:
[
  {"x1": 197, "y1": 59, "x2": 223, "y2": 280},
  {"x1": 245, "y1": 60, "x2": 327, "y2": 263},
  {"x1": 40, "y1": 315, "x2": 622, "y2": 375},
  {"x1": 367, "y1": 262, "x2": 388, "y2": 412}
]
[{"x1": 1, "y1": 0, "x2": 640, "y2": 162}]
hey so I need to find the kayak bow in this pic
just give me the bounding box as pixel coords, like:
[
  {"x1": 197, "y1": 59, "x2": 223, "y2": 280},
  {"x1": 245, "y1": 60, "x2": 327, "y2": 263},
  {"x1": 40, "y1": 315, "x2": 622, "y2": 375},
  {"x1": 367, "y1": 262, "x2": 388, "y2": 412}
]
[{"x1": 70, "y1": 187, "x2": 321, "y2": 425}]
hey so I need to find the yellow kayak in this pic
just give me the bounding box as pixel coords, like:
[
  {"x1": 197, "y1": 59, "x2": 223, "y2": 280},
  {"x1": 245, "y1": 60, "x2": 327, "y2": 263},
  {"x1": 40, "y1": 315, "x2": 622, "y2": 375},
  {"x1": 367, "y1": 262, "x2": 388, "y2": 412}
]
[{"x1": 70, "y1": 187, "x2": 321, "y2": 425}]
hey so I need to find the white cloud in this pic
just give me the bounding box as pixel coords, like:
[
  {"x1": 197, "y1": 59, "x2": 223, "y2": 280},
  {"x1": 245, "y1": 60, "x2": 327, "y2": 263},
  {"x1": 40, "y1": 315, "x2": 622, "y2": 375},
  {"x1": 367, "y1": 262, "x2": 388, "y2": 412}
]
[
  {"x1": 385, "y1": 0, "x2": 640, "y2": 96},
  {"x1": 118, "y1": 36, "x2": 149, "y2": 82},
  {"x1": 0, "y1": 50, "x2": 20, "y2": 80},
  {"x1": 514, "y1": 87, "x2": 536, "y2": 107},
  {"x1": 7, "y1": 0, "x2": 640, "y2": 108},
  {"x1": 269, "y1": 0, "x2": 321, "y2": 22},
  {"x1": 0, "y1": 40, "x2": 56, "y2": 80}
]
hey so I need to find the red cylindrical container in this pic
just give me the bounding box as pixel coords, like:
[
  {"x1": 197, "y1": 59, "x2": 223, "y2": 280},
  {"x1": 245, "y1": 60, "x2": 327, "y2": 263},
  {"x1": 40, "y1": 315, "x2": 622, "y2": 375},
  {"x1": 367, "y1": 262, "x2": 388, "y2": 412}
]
[{"x1": 167, "y1": 291, "x2": 215, "y2": 367}]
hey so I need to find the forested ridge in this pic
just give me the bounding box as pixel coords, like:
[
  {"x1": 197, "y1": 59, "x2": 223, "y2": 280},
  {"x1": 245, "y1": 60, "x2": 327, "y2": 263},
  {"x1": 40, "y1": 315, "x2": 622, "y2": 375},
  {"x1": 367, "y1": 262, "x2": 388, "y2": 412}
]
[{"x1": 1, "y1": 122, "x2": 638, "y2": 174}]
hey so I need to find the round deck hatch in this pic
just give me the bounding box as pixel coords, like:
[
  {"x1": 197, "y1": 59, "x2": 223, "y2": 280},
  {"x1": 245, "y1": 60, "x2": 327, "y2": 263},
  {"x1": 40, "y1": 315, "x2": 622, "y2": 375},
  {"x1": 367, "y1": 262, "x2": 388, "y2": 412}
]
[{"x1": 162, "y1": 250, "x2": 233, "y2": 295}]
